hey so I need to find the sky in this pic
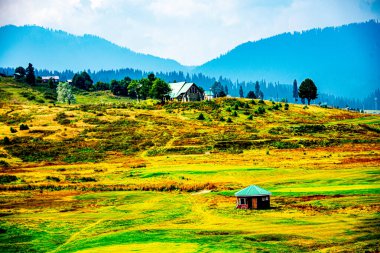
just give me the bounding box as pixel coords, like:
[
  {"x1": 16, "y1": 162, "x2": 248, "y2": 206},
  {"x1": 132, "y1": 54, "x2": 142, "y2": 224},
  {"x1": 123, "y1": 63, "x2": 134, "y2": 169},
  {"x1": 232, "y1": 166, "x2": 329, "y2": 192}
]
[{"x1": 0, "y1": 0, "x2": 379, "y2": 66}]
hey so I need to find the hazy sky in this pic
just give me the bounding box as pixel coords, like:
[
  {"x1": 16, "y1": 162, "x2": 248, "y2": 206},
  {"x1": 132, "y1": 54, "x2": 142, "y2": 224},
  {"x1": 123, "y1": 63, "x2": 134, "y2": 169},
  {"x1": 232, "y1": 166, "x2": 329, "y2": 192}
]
[{"x1": 1, "y1": 0, "x2": 379, "y2": 65}]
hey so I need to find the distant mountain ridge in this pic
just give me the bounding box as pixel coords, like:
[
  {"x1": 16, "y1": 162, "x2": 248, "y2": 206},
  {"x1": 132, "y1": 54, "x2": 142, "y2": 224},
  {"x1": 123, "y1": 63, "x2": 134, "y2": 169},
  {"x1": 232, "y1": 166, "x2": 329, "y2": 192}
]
[
  {"x1": 195, "y1": 20, "x2": 380, "y2": 98},
  {"x1": 0, "y1": 25, "x2": 188, "y2": 72},
  {"x1": 1, "y1": 21, "x2": 379, "y2": 99}
]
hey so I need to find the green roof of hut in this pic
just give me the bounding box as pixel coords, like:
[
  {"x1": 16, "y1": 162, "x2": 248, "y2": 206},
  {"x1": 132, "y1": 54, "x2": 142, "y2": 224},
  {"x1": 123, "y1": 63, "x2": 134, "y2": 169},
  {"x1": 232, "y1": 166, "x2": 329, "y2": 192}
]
[{"x1": 234, "y1": 185, "x2": 271, "y2": 197}]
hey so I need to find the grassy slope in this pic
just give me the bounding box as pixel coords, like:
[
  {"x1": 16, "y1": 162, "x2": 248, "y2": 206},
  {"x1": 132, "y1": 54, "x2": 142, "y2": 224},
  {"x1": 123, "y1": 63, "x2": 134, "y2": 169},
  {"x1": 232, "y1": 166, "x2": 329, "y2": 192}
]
[{"x1": 0, "y1": 77, "x2": 379, "y2": 252}]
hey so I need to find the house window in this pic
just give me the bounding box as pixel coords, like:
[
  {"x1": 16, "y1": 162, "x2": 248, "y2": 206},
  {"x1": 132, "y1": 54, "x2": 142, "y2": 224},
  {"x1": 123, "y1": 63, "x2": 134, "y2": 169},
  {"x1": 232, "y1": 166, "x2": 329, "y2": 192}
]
[{"x1": 239, "y1": 198, "x2": 246, "y2": 205}]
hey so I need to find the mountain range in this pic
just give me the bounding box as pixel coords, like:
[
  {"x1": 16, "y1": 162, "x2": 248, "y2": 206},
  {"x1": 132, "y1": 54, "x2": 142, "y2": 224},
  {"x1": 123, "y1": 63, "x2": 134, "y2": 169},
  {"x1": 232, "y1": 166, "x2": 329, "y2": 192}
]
[
  {"x1": 0, "y1": 25, "x2": 187, "y2": 73},
  {"x1": 196, "y1": 20, "x2": 380, "y2": 98},
  {"x1": 1, "y1": 21, "x2": 379, "y2": 98}
]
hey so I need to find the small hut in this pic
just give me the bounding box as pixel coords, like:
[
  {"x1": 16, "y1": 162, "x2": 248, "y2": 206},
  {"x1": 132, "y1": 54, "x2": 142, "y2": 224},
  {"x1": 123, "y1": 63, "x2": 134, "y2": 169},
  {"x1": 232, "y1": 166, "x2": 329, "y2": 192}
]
[{"x1": 235, "y1": 185, "x2": 271, "y2": 209}]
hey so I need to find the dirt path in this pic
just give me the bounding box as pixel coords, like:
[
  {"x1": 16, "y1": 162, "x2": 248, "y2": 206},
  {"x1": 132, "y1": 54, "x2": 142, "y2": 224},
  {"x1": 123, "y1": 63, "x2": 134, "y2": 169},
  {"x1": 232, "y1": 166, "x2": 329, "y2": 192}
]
[{"x1": 50, "y1": 218, "x2": 104, "y2": 253}]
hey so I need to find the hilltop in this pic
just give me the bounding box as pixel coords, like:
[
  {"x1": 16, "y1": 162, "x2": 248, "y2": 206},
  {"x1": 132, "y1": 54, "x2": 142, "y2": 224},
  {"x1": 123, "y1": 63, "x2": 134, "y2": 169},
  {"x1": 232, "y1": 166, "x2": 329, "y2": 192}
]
[
  {"x1": 0, "y1": 76, "x2": 379, "y2": 167},
  {"x1": 0, "y1": 25, "x2": 187, "y2": 72}
]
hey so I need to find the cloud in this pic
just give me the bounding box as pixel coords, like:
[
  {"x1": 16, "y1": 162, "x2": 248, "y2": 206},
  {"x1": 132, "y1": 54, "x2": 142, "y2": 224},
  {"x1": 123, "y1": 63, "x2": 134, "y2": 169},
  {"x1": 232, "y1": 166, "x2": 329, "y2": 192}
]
[{"x1": 0, "y1": 0, "x2": 379, "y2": 65}]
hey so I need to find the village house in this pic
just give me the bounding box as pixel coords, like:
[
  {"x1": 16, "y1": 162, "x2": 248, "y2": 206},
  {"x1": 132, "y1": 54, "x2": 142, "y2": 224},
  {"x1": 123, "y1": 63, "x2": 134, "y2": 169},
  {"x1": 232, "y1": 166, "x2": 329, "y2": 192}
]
[
  {"x1": 168, "y1": 82, "x2": 204, "y2": 102},
  {"x1": 235, "y1": 185, "x2": 271, "y2": 209},
  {"x1": 41, "y1": 76, "x2": 60, "y2": 83},
  {"x1": 204, "y1": 90, "x2": 214, "y2": 100}
]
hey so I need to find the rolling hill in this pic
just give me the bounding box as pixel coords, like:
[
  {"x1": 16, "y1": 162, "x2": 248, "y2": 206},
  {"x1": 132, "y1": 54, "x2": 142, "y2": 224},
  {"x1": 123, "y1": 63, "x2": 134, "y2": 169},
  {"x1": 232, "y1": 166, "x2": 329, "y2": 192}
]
[
  {"x1": 195, "y1": 21, "x2": 380, "y2": 98},
  {"x1": 0, "y1": 25, "x2": 188, "y2": 73}
]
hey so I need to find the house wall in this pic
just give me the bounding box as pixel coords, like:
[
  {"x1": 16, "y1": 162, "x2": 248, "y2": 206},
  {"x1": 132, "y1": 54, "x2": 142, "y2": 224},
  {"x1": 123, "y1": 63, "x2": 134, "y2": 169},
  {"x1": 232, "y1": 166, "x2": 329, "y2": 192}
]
[
  {"x1": 182, "y1": 84, "x2": 203, "y2": 102},
  {"x1": 236, "y1": 196, "x2": 270, "y2": 209}
]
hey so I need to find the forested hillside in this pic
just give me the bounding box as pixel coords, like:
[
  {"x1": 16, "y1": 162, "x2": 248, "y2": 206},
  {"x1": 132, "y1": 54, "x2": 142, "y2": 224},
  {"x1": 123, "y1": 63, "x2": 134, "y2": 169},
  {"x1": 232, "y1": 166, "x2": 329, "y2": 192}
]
[
  {"x1": 0, "y1": 25, "x2": 187, "y2": 72},
  {"x1": 196, "y1": 21, "x2": 380, "y2": 99}
]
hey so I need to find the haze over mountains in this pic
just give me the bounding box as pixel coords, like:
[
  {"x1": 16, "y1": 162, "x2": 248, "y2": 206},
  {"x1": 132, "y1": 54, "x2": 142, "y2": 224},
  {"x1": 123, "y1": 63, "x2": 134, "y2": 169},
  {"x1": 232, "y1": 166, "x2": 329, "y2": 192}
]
[
  {"x1": 196, "y1": 20, "x2": 380, "y2": 98},
  {"x1": 0, "y1": 21, "x2": 379, "y2": 98},
  {"x1": 0, "y1": 25, "x2": 187, "y2": 73}
]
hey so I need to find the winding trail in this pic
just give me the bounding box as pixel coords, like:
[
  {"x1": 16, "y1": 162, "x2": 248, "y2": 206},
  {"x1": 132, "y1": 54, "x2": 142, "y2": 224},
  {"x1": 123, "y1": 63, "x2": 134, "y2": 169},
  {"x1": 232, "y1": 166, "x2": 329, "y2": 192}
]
[{"x1": 50, "y1": 218, "x2": 104, "y2": 253}]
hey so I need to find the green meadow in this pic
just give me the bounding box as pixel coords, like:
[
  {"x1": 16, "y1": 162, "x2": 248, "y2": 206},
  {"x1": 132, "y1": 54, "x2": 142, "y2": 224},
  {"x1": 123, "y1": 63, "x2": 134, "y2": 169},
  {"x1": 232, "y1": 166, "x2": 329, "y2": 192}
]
[{"x1": 0, "y1": 77, "x2": 379, "y2": 252}]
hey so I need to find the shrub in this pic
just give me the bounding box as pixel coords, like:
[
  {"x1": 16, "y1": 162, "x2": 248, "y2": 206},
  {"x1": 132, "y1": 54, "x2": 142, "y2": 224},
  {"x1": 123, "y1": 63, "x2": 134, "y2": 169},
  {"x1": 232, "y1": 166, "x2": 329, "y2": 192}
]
[
  {"x1": 46, "y1": 176, "x2": 60, "y2": 182},
  {"x1": 247, "y1": 114, "x2": 253, "y2": 120},
  {"x1": 226, "y1": 117, "x2": 232, "y2": 123},
  {"x1": 0, "y1": 160, "x2": 10, "y2": 168},
  {"x1": 10, "y1": 127, "x2": 17, "y2": 133},
  {"x1": 255, "y1": 106, "x2": 266, "y2": 115},
  {"x1": 258, "y1": 99, "x2": 265, "y2": 105},
  {"x1": 303, "y1": 105, "x2": 309, "y2": 109},
  {"x1": 19, "y1": 124, "x2": 29, "y2": 130},
  {"x1": 243, "y1": 110, "x2": 250, "y2": 115},
  {"x1": 232, "y1": 111, "x2": 238, "y2": 117},
  {"x1": 234, "y1": 104, "x2": 239, "y2": 110},
  {"x1": 226, "y1": 107, "x2": 231, "y2": 112},
  {"x1": 244, "y1": 103, "x2": 250, "y2": 109},
  {"x1": 3, "y1": 137, "x2": 10, "y2": 145},
  {"x1": 54, "y1": 112, "x2": 71, "y2": 125},
  {"x1": 197, "y1": 113, "x2": 205, "y2": 120},
  {"x1": 36, "y1": 98, "x2": 45, "y2": 104},
  {"x1": 284, "y1": 103, "x2": 289, "y2": 110},
  {"x1": 219, "y1": 116, "x2": 225, "y2": 122},
  {"x1": 272, "y1": 141, "x2": 300, "y2": 149},
  {"x1": 0, "y1": 175, "x2": 17, "y2": 183},
  {"x1": 251, "y1": 100, "x2": 257, "y2": 105}
]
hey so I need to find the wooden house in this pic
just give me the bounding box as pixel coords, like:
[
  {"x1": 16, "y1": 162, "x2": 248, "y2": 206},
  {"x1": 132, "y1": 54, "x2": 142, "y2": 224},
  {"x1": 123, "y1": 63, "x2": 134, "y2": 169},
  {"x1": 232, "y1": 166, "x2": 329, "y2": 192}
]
[
  {"x1": 169, "y1": 82, "x2": 203, "y2": 102},
  {"x1": 204, "y1": 90, "x2": 214, "y2": 100},
  {"x1": 235, "y1": 185, "x2": 271, "y2": 209},
  {"x1": 42, "y1": 76, "x2": 60, "y2": 83}
]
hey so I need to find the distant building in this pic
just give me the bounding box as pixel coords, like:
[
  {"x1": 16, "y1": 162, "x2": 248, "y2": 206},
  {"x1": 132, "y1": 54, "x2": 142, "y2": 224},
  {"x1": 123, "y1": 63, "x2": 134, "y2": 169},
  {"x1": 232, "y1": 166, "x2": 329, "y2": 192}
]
[
  {"x1": 235, "y1": 185, "x2": 271, "y2": 210},
  {"x1": 204, "y1": 90, "x2": 214, "y2": 100},
  {"x1": 41, "y1": 76, "x2": 59, "y2": 83},
  {"x1": 169, "y1": 82, "x2": 203, "y2": 102},
  {"x1": 363, "y1": 110, "x2": 380, "y2": 115}
]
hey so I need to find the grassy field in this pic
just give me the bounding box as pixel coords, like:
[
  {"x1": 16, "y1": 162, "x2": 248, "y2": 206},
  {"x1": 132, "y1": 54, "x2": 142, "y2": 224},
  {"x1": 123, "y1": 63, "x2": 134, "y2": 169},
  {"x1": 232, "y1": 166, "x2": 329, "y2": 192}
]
[{"x1": 0, "y1": 77, "x2": 379, "y2": 252}]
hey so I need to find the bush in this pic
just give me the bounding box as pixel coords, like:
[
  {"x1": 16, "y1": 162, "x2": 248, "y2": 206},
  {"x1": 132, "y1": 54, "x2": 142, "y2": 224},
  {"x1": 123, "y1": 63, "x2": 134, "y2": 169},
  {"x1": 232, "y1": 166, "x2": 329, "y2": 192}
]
[
  {"x1": 10, "y1": 127, "x2": 17, "y2": 133},
  {"x1": 219, "y1": 116, "x2": 225, "y2": 122},
  {"x1": 54, "y1": 112, "x2": 71, "y2": 125},
  {"x1": 255, "y1": 106, "x2": 266, "y2": 115},
  {"x1": 0, "y1": 160, "x2": 10, "y2": 168},
  {"x1": 226, "y1": 117, "x2": 232, "y2": 123},
  {"x1": 226, "y1": 107, "x2": 231, "y2": 112},
  {"x1": 234, "y1": 104, "x2": 239, "y2": 110},
  {"x1": 247, "y1": 114, "x2": 253, "y2": 120},
  {"x1": 258, "y1": 99, "x2": 265, "y2": 105},
  {"x1": 284, "y1": 103, "x2": 289, "y2": 110},
  {"x1": 46, "y1": 176, "x2": 60, "y2": 182},
  {"x1": 251, "y1": 100, "x2": 257, "y2": 105},
  {"x1": 0, "y1": 175, "x2": 17, "y2": 183},
  {"x1": 303, "y1": 106, "x2": 309, "y2": 109},
  {"x1": 3, "y1": 137, "x2": 10, "y2": 145},
  {"x1": 231, "y1": 111, "x2": 238, "y2": 117},
  {"x1": 197, "y1": 113, "x2": 205, "y2": 120},
  {"x1": 19, "y1": 124, "x2": 29, "y2": 130},
  {"x1": 272, "y1": 141, "x2": 300, "y2": 149}
]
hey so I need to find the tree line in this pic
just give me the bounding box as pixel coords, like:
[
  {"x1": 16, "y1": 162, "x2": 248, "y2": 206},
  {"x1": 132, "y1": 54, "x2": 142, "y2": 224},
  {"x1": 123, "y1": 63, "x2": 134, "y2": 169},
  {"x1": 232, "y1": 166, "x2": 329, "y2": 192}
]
[{"x1": 1, "y1": 65, "x2": 372, "y2": 109}]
